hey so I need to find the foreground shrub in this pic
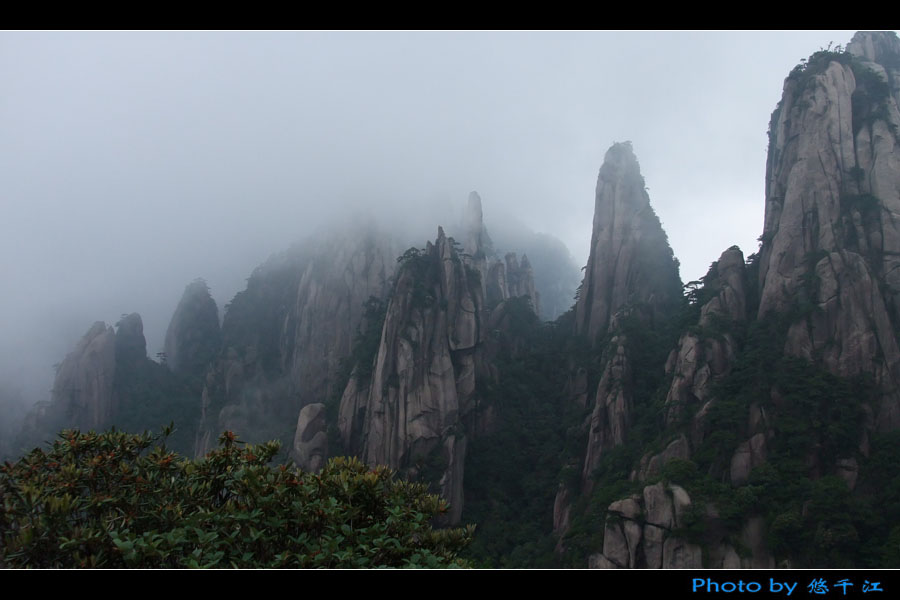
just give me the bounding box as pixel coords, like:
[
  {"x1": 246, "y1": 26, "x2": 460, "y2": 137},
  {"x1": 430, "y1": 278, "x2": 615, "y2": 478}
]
[{"x1": 0, "y1": 427, "x2": 473, "y2": 568}]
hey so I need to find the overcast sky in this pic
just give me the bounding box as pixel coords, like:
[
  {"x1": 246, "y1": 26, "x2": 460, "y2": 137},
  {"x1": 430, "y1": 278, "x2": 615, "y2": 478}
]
[{"x1": 0, "y1": 29, "x2": 864, "y2": 405}]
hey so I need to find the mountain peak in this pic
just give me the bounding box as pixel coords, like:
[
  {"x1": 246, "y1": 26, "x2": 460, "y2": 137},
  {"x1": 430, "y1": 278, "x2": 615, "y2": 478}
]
[
  {"x1": 575, "y1": 142, "x2": 681, "y2": 342},
  {"x1": 847, "y1": 30, "x2": 900, "y2": 64}
]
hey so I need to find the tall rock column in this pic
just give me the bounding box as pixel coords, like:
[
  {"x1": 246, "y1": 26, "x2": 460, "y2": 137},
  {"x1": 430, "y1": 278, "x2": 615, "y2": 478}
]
[
  {"x1": 758, "y1": 31, "x2": 900, "y2": 429},
  {"x1": 574, "y1": 142, "x2": 682, "y2": 344},
  {"x1": 338, "y1": 227, "x2": 484, "y2": 523},
  {"x1": 574, "y1": 143, "x2": 682, "y2": 489}
]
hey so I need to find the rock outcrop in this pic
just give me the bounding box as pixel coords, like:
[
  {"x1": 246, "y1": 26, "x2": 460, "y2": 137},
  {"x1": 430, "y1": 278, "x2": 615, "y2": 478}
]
[
  {"x1": 463, "y1": 192, "x2": 541, "y2": 315},
  {"x1": 758, "y1": 31, "x2": 900, "y2": 430},
  {"x1": 46, "y1": 321, "x2": 118, "y2": 431},
  {"x1": 292, "y1": 402, "x2": 328, "y2": 473},
  {"x1": 195, "y1": 223, "x2": 399, "y2": 454},
  {"x1": 562, "y1": 142, "x2": 683, "y2": 507},
  {"x1": 664, "y1": 246, "x2": 747, "y2": 431},
  {"x1": 338, "y1": 226, "x2": 484, "y2": 523},
  {"x1": 589, "y1": 481, "x2": 774, "y2": 569},
  {"x1": 16, "y1": 313, "x2": 179, "y2": 450},
  {"x1": 589, "y1": 482, "x2": 703, "y2": 569},
  {"x1": 574, "y1": 142, "x2": 682, "y2": 344},
  {"x1": 574, "y1": 32, "x2": 900, "y2": 570},
  {"x1": 164, "y1": 279, "x2": 221, "y2": 378},
  {"x1": 580, "y1": 334, "x2": 632, "y2": 493}
]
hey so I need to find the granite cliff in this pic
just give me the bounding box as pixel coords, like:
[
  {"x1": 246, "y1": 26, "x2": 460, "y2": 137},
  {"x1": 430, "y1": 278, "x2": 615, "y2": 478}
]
[
  {"x1": 559, "y1": 31, "x2": 900, "y2": 569},
  {"x1": 14, "y1": 31, "x2": 900, "y2": 569}
]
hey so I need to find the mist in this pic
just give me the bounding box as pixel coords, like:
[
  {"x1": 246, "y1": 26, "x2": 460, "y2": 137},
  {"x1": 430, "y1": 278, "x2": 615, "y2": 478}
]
[{"x1": 0, "y1": 29, "x2": 861, "y2": 431}]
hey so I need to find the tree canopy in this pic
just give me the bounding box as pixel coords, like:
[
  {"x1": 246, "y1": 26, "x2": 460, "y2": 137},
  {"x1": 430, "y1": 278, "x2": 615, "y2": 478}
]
[{"x1": 0, "y1": 427, "x2": 473, "y2": 568}]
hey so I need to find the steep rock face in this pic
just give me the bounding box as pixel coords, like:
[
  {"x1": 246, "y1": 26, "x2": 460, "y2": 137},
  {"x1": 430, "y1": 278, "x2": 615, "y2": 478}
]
[
  {"x1": 462, "y1": 192, "x2": 540, "y2": 315},
  {"x1": 560, "y1": 142, "x2": 683, "y2": 528},
  {"x1": 589, "y1": 482, "x2": 773, "y2": 569},
  {"x1": 18, "y1": 313, "x2": 170, "y2": 450},
  {"x1": 338, "y1": 227, "x2": 483, "y2": 523},
  {"x1": 292, "y1": 402, "x2": 328, "y2": 473},
  {"x1": 505, "y1": 253, "x2": 540, "y2": 316},
  {"x1": 195, "y1": 224, "x2": 398, "y2": 454},
  {"x1": 664, "y1": 247, "x2": 747, "y2": 430},
  {"x1": 589, "y1": 483, "x2": 703, "y2": 569},
  {"x1": 286, "y1": 225, "x2": 399, "y2": 407},
  {"x1": 163, "y1": 279, "x2": 221, "y2": 378},
  {"x1": 758, "y1": 31, "x2": 900, "y2": 429},
  {"x1": 488, "y1": 223, "x2": 582, "y2": 321},
  {"x1": 581, "y1": 335, "x2": 632, "y2": 493},
  {"x1": 46, "y1": 321, "x2": 118, "y2": 431},
  {"x1": 114, "y1": 313, "x2": 146, "y2": 369},
  {"x1": 574, "y1": 142, "x2": 682, "y2": 344}
]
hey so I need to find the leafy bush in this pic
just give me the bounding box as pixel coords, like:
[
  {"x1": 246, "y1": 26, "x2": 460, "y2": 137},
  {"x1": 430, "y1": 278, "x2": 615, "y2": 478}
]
[{"x1": 0, "y1": 427, "x2": 473, "y2": 568}]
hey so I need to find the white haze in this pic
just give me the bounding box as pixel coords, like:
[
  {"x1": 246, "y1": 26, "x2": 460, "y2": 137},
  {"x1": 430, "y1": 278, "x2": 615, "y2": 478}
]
[{"x1": 0, "y1": 29, "x2": 861, "y2": 418}]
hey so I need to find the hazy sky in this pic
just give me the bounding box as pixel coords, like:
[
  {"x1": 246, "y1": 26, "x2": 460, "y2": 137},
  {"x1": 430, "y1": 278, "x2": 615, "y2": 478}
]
[{"x1": 0, "y1": 30, "x2": 863, "y2": 404}]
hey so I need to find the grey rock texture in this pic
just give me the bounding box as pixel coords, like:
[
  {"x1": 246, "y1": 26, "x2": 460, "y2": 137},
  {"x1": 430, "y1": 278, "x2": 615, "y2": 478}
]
[
  {"x1": 163, "y1": 278, "x2": 221, "y2": 377},
  {"x1": 47, "y1": 321, "x2": 118, "y2": 431},
  {"x1": 462, "y1": 191, "x2": 540, "y2": 315},
  {"x1": 291, "y1": 402, "x2": 328, "y2": 473},
  {"x1": 664, "y1": 247, "x2": 746, "y2": 430},
  {"x1": 114, "y1": 313, "x2": 146, "y2": 369},
  {"x1": 758, "y1": 31, "x2": 900, "y2": 429},
  {"x1": 574, "y1": 141, "x2": 682, "y2": 344},
  {"x1": 338, "y1": 226, "x2": 484, "y2": 523},
  {"x1": 581, "y1": 335, "x2": 632, "y2": 493},
  {"x1": 559, "y1": 142, "x2": 683, "y2": 531},
  {"x1": 590, "y1": 483, "x2": 703, "y2": 569},
  {"x1": 632, "y1": 434, "x2": 691, "y2": 482},
  {"x1": 195, "y1": 223, "x2": 399, "y2": 455}
]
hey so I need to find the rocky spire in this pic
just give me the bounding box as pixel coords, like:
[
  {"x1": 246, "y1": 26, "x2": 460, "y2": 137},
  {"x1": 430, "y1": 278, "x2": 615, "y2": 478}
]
[
  {"x1": 574, "y1": 142, "x2": 682, "y2": 343},
  {"x1": 464, "y1": 191, "x2": 492, "y2": 259},
  {"x1": 49, "y1": 321, "x2": 118, "y2": 431},
  {"x1": 758, "y1": 31, "x2": 900, "y2": 429},
  {"x1": 338, "y1": 226, "x2": 485, "y2": 523},
  {"x1": 114, "y1": 313, "x2": 147, "y2": 369},
  {"x1": 195, "y1": 223, "x2": 398, "y2": 455},
  {"x1": 163, "y1": 278, "x2": 221, "y2": 377}
]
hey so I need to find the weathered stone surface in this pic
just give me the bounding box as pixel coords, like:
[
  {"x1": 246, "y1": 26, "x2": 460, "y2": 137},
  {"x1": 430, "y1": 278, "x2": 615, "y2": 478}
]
[
  {"x1": 730, "y1": 432, "x2": 768, "y2": 486},
  {"x1": 164, "y1": 278, "x2": 221, "y2": 377},
  {"x1": 665, "y1": 247, "x2": 745, "y2": 428},
  {"x1": 662, "y1": 537, "x2": 703, "y2": 569},
  {"x1": 588, "y1": 553, "x2": 618, "y2": 569},
  {"x1": 291, "y1": 403, "x2": 328, "y2": 473},
  {"x1": 48, "y1": 321, "x2": 118, "y2": 431},
  {"x1": 590, "y1": 483, "x2": 703, "y2": 569},
  {"x1": 196, "y1": 223, "x2": 399, "y2": 455},
  {"x1": 338, "y1": 226, "x2": 484, "y2": 523},
  {"x1": 581, "y1": 336, "x2": 632, "y2": 493},
  {"x1": 758, "y1": 33, "x2": 900, "y2": 429},
  {"x1": 633, "y1": 434, "x2": 691, "y2": 482},
  {"x1": 599, "y1": 496, "x2": 643, "y2": 568},
  {"x1": 642, "y1": 482, "x2": 673, "y2": 568},
  {"x1": 574, "y1": 142, "x2": 682, "y2": 344},
  {"x1": 287, "y1": 225, "x2": 399, "y2": 408},
  {"x1": 552, "y1": 483, "x2": 572, "y2": 540},
  {"x1": 115, "y1": 313, "x2": 146, "y2": 369}
]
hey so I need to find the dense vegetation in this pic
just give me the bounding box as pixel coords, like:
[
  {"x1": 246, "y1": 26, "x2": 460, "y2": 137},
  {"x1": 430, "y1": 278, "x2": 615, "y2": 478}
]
[
  {"x1": 0, "y1": 427, "x2": 473, "y2": 568},
  {"x1": 461, "y1": 298, "x2": 580, "y2": 567},
  {"x1": 553, "y1": 247, "x2": 900, "y2": 568}
]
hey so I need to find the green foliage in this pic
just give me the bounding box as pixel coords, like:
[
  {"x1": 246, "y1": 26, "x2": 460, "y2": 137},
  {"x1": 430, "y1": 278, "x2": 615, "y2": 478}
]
[
  {"x1": 851, "y1": 61, "x2": 895, "y2": 134},
  {"x1": 841, "y1": 193, "x2": 881, "y2": 218},
  {"x1": 461, "y1": 301, "x2": 577, "y2": 567},
  {"x1": 786, "y1": 47, "x2": 851, "y2": 88},
  {"x1": 344, "y1": 296, "x2": 387, "y2": 386},
  {"x1": 0, "y1": 428, "x2": 473, "y2": 568}
]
